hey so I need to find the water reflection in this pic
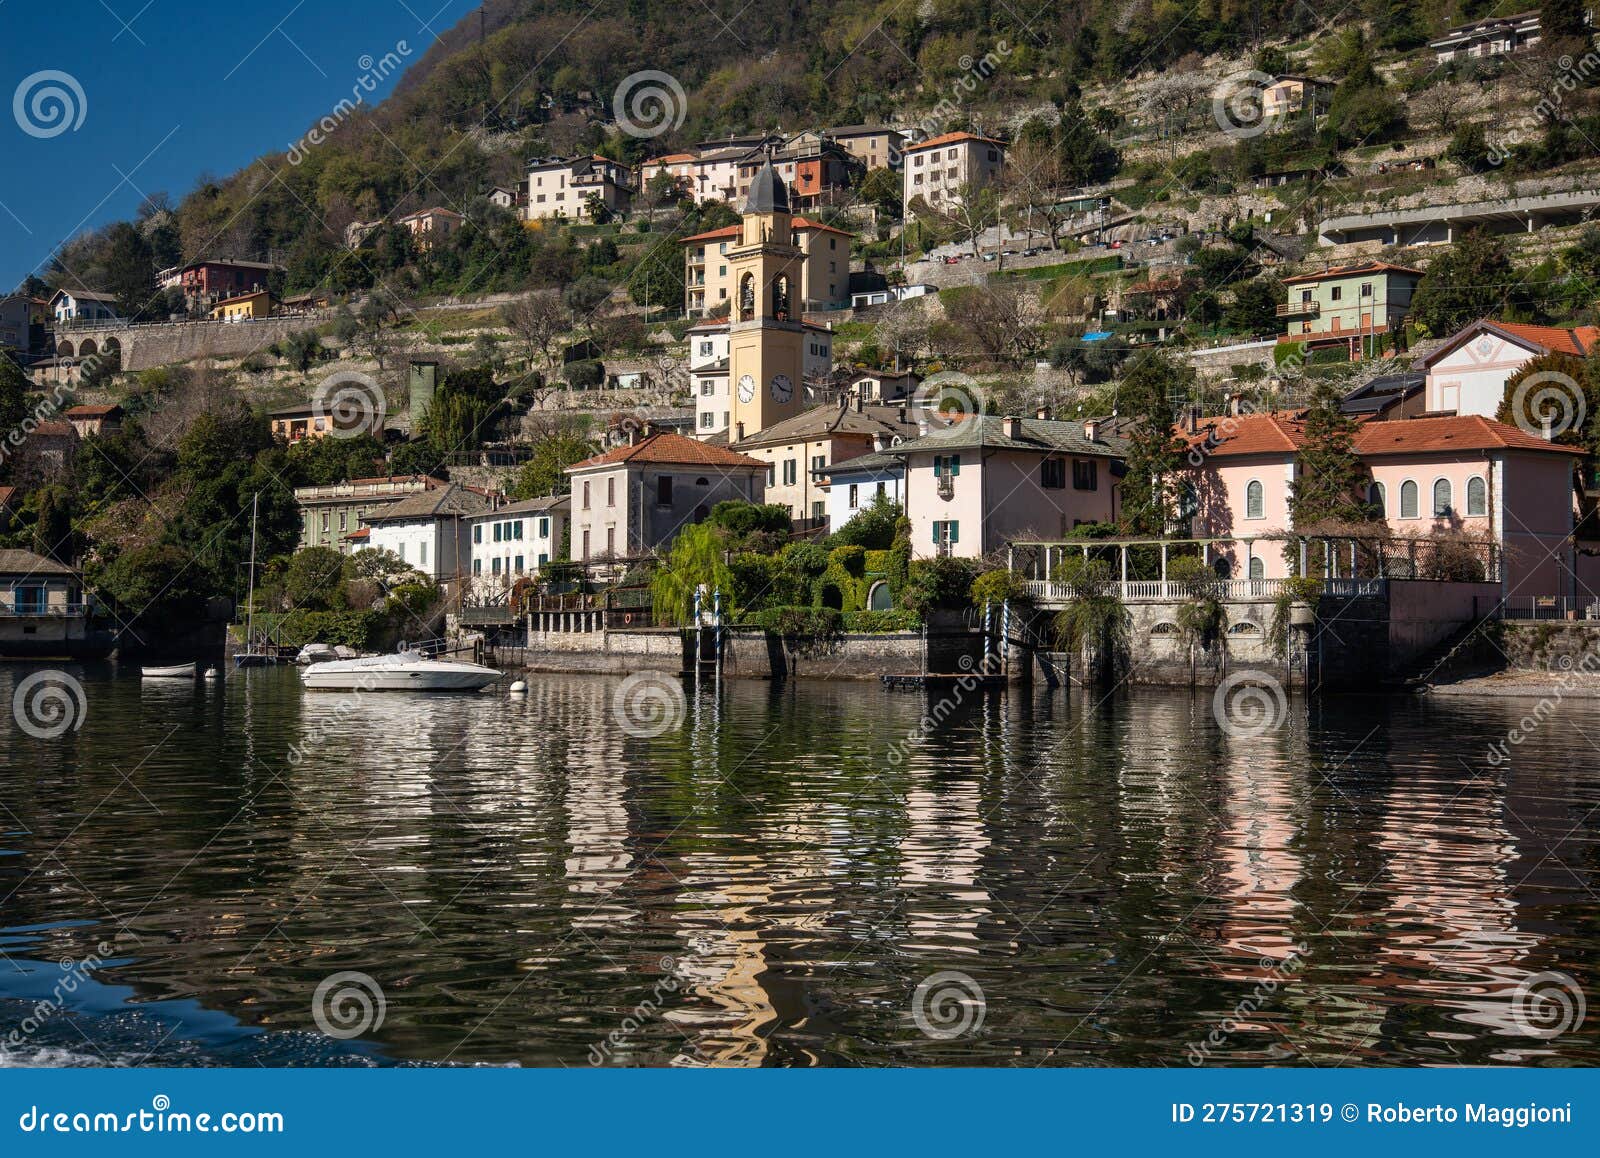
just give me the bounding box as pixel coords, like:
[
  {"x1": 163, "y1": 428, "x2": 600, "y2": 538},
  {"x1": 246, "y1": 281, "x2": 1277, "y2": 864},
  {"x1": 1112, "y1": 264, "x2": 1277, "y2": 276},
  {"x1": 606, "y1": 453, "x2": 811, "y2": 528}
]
[{"x1": 0, "y1": 667, "x2": 1597, "y2": 1067}]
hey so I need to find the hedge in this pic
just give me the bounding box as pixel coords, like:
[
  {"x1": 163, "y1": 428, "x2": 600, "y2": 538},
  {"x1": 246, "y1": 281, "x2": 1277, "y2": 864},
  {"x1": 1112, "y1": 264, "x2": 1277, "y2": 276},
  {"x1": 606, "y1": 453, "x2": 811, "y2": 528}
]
[{"x1": 842, "y1": 610, "x2": 921, "y2": 633}]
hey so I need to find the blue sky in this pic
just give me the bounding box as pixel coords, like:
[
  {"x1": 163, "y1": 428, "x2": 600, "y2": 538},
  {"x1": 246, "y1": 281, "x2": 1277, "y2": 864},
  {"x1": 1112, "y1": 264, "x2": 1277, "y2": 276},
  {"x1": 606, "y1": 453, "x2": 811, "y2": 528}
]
[{"x1": 0, "y1": 0, "x2": 480, "y2": 291}]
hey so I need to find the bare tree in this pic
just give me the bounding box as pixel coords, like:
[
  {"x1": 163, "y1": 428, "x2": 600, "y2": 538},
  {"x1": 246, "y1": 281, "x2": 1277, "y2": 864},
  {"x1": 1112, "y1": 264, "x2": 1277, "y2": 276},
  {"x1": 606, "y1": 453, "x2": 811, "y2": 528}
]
[
  {"x1": 1408, "y1": 83, "x2": 1468, "y2": 138},
  {"x1": 501, "y1": 290, "x2": 574, "y2": 373},
  {"x1": 963, "y1": 284, "x2": 1046, "y2": 369}
]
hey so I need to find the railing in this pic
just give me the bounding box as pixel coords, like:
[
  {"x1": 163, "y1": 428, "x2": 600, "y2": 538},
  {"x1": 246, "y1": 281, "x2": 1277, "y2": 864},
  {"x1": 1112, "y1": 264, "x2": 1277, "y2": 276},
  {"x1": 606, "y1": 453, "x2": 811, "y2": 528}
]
[
  {"x1": 936, "y1": 475, "x2": 955, "y2": 500},
  {"x1": 0, "y1": 603, "x2": 91, "y2": 617},
  {"x1": 1276, "y1": 300, "x2": 1320, "y2": 318},
  {"x1": 1499, "y1": 596, "x2": 1600, "y2": 621},
  {"x1": 1025, "y1": 578, "x2": 1385, "y2": 602}
]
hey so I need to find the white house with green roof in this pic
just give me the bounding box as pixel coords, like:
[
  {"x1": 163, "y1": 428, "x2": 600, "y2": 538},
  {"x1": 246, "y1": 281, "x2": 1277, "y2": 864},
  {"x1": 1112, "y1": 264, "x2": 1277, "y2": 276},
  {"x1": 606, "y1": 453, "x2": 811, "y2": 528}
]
[{"x1": 883, "y1": 414, "x2": 1130, "y2": 558}]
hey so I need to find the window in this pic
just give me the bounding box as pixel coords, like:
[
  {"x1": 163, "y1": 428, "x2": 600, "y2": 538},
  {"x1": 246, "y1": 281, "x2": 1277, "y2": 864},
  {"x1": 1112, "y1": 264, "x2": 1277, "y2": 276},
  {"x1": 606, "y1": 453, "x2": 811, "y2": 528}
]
[
  {"x1": 1360, "y1": 282, "x2": 1373, "y2": 298},
  {"x1": 419, "y1": 540, "x2": 428, "y2": 566},
  {"x1": 582, "y1": 529, "x2": 591, "y2": 559},
  {"x1": 701, "y1": 412, "x2": 714, "y2": 428},
  {"x1": 321, "y1": 512, "x2": 329, "y2": 531},
  {"x1": 397, "y1": 542, "x2": 405, "y2": 561},
  {"x1": 876, "y1": 481, "x2": 886, "y2": 498},
  {"x1": 338, "y1": 511, "x2": 347, "y2": 531},
  {"x1": 1433, "y1": 478, "x2": 1452, "y2": 517},
  {"x1": 606, "y1": 527, "x2": 615, "y2": 555},
  {"x1": 606, "y1": 477, "x2": 616, "y2": 507},
  {"x1": 1248, "y1": 557, "x2": 1265, "y2": 580},
  {"x1": 766, "y1": 463, "x2": 776, "y2": 486},
  {"x1": 848, "y1": 483, "x2": 859, "y2": 509},
  {"x1": 812, "y1": 454, "x2": 826, "y2": 473},
  {"x1": 493, "y1": 523, "x2": 503, "y2": 542},
  {"x1": 473, "y1": 525, "x2": 483, "y2": 544},
  {"x1": 1245, "y1": 479, "x2": 1264, "y2": 519},
  {"x1": 1330, "y1": 285, "x2": 1343, "y2": 301},
  {"x1": 538, "y1": 517, "x2": 550, "y2": 538},
  {"x1": 1400, "y1": 479, "x2": 1418, "y2": 518},
  {"x1": 1073, "y1": 460, "x2": 1098, "y2": 491},
  {"x1": 701, "y1": 380, "x2": 714, "y2": 396},
  {"x1": 492, "y1": 558, "x2": 501, "y2": 575},
  {"x1": 657, "y1": 476, "x2": 673, "y2": 506},
  {"x1": 473, "y1": 559, "x2": 482, "y2": 575},
  {"x1": 538, "y1": 553, "x2": 549, "y2": 566},
  {"x1": 932, "y1": 520, "x2": 959, "y2": 545},
  {"x1": 1467, "y1": 476, "x2": 1487, "y2": 516},
  {"x1": 582, "y1": 481, "x2": 591, "y2": 509},
  {"x1": 514, "y1": 521, "x2": 524, "y2": 540},
  {"x1": 514, "y1": 555, "x2": 524, "y2": 572},
  {"x1": 812, "y1": 501, "x2": 825, "y2": 520},
  {"x1": 1040, "y1": 458, "x2": 1066, "y2": 489},
  {"x1": 933, "y1": 454, "x2": 961, "y2": 477},
  {"x1": 782, "y1": 460, "x2": 797, "y2": 486}
]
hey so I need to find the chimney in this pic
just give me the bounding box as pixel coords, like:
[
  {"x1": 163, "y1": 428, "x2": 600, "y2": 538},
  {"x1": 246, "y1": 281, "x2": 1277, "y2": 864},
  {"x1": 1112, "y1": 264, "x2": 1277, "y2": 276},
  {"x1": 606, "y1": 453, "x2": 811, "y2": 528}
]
[
  {"x1": 1035, "y1": 404, "x2": 1051, "y2": 421},
  {"x1": 1187, "y1": 405, "x2": 1200, "y2": 434},
  {"x1": 1003, "y1": 415, "x2": 1022, "y2": 440},
  {"x1": 855, "y1": 393, "x2": 864, "y2": 413},
  {"x1": 1083, "y1": 418, "x2": 1099, "y2": 442},
  {"x1": 898, "y1": 405, "x2": 908, "y2": 424},
  {"x1": 874, "y1": 432, "x2": 889, "y2": 452},
  {"x1": 735, "y1": 421, "x2": 745, "y2": 441},
  {"x1": 628, "y1": 425, "x2": 640, "y2": 447}
]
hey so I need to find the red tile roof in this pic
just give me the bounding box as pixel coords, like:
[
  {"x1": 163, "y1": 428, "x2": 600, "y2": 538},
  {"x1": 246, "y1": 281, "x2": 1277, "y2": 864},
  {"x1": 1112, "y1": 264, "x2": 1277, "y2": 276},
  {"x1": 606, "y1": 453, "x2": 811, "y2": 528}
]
[
  {"x1": 681, "y1": 224, "x2": 741, "y2": 244},
  {"x1": 793, "y1": 216, "x2": 851, "y2": 237},
  {"x1": 567, "y1": 431, "x2": 766, "y2": 471},
  {"x1": 64, "y1": 404, "x2": 121, "y2": 416},
  {"x1": 1280, "y1": 261, "x2": 1424, "y2": 285},
  {"x1": 1487, "y1": 321, "x2": 1600, "y2": 356},
  {"x1": 1183, "y1": 412, "x2": 1585, "y2": 459},
  {"x1": 902, "y1": 131, "x2": 1006, "y2": 153}
]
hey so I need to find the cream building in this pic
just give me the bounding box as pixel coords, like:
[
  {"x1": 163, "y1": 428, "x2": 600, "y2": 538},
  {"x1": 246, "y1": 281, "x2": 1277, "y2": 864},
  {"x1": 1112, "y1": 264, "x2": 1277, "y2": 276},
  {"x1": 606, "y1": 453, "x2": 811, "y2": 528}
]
[
  {"x1": 682, "y1": 217, "x2": 852, "y2": 317},
  {"x1": 525, "y1": 156, "x2": 633, "y2": 222},
  {"x1": 692, "y1": 320, "x2": 833, "y2": 440},
  {"x1": 902, "y1": 131, "x2": 1006, "y2": 215}
]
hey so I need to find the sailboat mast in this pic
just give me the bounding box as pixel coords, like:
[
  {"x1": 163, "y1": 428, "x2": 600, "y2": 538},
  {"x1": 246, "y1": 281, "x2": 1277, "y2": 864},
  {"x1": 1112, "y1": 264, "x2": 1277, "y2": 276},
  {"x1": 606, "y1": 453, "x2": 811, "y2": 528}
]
[{"x1": 245, "y1": 492, "x2": 258, "y2": 646}]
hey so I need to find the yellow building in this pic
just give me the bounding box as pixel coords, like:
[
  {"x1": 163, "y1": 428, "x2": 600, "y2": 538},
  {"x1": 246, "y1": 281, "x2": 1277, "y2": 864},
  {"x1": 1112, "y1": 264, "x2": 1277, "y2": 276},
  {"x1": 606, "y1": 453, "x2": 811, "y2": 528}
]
[
  {"x1": 209, "y1": 290, "x2": 275, "y2": 322},
  {"x1": 682, "y1": 215, "x2": 851, "y2": 317},
  {"x1": 726, "y1": 162, "x2": 810, "y2": 440}
]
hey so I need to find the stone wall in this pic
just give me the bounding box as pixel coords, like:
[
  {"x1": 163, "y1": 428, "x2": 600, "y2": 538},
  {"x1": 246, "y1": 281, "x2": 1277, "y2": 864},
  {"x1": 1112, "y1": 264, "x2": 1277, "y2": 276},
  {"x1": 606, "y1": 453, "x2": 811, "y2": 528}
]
[{"x1": 1495, "y1": 622, "x2": 1600, "y2": 672}]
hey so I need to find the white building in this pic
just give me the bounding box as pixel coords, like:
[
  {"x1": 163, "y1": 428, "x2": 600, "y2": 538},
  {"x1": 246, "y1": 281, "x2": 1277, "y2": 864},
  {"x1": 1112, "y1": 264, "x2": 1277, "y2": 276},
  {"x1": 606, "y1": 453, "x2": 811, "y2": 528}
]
[
  {"x1": 525, "y1": 155, "x2": 633, "y2": 221},
  {"x1": 50, "y1": 288, "x2": 120, "y2": 324},
  {"x1": 361, "y1": 483, "x2": 488, "y2": 582},
  {"x1": 690, "y1": 320, "x2": 833, "y2": 440},
  {"x1": 814, "y1": 443, "x2": 905, "y2": 532},
  {"x1": 468, "y1": 495, "x2": 570, "y2": 591},
  {"x1": 902, "y1": 131, "x2": 1006, "y2": 216},
  {"x1": 1417, "y1": 318, "x2": 1598, "y2": 419}
]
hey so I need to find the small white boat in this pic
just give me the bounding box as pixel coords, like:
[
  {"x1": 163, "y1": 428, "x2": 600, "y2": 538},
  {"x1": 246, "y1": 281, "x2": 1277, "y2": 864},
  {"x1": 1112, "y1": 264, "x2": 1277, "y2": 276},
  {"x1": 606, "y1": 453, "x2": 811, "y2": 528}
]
[
  {"x1": 299, "y1": 647, "x2": 503, "y2": 692},
  {"x1": 142, "y1": 662, "x2": 196, "y2": 679},
  {"x1": 297, "y1": 643, "x2": 338, "y2": 665}
]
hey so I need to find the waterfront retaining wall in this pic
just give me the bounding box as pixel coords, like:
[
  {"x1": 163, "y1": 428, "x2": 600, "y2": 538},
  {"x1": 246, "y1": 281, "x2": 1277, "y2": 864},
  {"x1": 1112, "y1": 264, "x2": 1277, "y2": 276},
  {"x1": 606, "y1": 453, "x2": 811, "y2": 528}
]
[{"x1": 1496, "y1": 621, "x2": 1600, "y2": 671}]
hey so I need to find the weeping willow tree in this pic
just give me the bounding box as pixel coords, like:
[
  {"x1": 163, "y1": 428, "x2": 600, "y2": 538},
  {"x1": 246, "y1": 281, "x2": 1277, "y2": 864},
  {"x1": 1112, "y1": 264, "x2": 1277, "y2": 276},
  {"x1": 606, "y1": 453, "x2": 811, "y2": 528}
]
[
  {"x1": 1050, "y1": 556, "x2": 1130, "y2": 685},
  {"x1": 650, "y1": 524, "x2": 732, "y2": 626}
]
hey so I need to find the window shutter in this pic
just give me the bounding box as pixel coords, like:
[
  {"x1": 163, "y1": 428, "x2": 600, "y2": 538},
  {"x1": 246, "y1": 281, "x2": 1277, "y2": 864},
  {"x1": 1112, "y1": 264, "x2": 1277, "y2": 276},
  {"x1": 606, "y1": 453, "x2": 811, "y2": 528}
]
[
  {"x1": 949, "y1": 521, "x2": 959, "y2": 543},
  {"x1": 950, "y1": 457, "x2": 961, "y2": 476},
  {"x1": 932, "y1": 521, "x2": 941, "y2": 544}
]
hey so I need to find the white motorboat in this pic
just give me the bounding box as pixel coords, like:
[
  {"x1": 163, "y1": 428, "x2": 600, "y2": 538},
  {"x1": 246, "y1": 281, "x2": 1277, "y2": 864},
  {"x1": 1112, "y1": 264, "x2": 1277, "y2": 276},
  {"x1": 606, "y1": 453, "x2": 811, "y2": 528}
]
[
  {"x1": 297, "y1": 643, "x2": 338, "y2": 665},
  {"x1": 141, "y1": 662, "x2": 197, "y2": 679},
  {"x1": 298, "y1": 647, "x2": 503, "y2": 692}
]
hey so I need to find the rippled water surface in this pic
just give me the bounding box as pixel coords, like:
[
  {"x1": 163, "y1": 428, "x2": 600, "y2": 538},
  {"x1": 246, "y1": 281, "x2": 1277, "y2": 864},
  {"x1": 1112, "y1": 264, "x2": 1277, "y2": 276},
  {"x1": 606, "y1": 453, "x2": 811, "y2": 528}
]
[{"x1": 2, "y1": 665, "x2": 1598, "y2": 1067}]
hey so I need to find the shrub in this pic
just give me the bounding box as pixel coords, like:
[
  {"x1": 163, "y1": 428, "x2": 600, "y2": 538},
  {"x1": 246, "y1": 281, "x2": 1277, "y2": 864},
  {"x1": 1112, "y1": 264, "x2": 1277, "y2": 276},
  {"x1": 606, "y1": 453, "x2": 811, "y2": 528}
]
[
  {"x1": 829, "y1": 544, "x2": 867, "y2": 577},
  {"x1": 842, "y1": 609, "x2": 921, "y2": 633},
  {"x1": 970, "y1": 568, "x2": 1034, "y2": 608},
  {"x1": 901, "y1": 556, "x2": 981, "y2": 614}
]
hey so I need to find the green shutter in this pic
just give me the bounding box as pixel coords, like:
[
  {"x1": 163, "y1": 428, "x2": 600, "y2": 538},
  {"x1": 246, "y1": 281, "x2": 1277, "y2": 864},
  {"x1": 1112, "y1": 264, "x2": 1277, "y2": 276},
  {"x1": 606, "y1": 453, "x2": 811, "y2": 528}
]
[
  {"x1": 949, "y1": 521, "x2": 959, "y2": 544},
  {"x1": 950, "y1": 456, "x2": 960, "y2": 476},
  {"x1": 932, "y1": 521, "x2": 941, "y2": 544}
]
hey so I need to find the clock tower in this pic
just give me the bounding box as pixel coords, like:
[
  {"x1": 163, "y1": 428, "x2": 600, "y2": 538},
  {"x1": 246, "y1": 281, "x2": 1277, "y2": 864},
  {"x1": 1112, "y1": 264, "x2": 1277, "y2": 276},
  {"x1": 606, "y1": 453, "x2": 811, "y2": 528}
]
[{"x1": 727, "y1": 160, "x2": 806, "y2": 439}]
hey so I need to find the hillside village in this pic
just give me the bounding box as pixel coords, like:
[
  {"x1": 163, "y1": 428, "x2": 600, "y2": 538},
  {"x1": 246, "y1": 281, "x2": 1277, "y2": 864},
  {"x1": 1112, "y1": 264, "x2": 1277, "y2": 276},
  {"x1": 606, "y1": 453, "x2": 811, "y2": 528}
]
[{"x1": 8, "y1": 7, "x2": 1600, "y2": 671}]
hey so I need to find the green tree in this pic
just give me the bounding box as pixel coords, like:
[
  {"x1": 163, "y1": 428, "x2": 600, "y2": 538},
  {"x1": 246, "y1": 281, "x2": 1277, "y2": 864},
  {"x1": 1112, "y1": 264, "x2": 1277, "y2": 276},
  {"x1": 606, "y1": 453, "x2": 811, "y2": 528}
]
[
  {"x1": 1410, "y1": 230, "x2": 1519, "y2": 335},
  {"x1": 651, "y1": 522, "x2": 732, "y2": 624},
  {"x1": 829, "y1": 493, "x2": 901, "y2": 550},
  {"x1": 283, "y1": 546, "x2": 350, "y2": 610},
  {"x1": 1117, "y1": 351, "x2": 1192, "y2": 535},
  {"x1": 1288, "y1": 382, "x2": 1378, "y2": 530},
  {"x1": 100, "y1": 222, "x2": 157, "y2": 319},
  {"x1": 857, "y1": 167, "x2": 903, "y2": 219},
  {"x1": 1225, "y1": 277, "x2": 1282, "y2": 335},
  {"x1": 1542, "y1": 0, "x2": 1589, "y2": 38},
  {"x1": 512, "y1": 431, "x2": 595, "y2": 498}
]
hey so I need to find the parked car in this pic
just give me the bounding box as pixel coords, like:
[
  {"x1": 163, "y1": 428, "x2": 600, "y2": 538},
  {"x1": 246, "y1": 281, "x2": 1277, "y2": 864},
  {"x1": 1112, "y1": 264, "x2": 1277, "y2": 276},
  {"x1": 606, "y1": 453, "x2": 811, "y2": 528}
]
[{"x1": 981, "y1": 252, "x2": 998, "y2": 262}]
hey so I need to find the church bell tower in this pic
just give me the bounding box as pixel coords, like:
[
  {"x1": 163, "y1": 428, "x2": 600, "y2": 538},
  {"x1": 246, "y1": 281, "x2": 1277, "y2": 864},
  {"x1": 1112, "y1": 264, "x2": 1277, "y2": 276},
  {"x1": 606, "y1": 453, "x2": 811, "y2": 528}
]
[{"x1": 727, "y1": 160, "x2": 806, "y2": 440}]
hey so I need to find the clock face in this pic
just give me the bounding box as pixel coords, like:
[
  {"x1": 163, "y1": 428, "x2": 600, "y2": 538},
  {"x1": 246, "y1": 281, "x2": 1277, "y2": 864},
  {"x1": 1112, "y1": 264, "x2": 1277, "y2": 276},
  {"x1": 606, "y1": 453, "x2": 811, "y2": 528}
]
[
  {"x1": 737, "y1": 374, "x2": 756, "y2": 404},
  {"x1": 770, "y1": 373, "x2": 794, "y2": 404}
]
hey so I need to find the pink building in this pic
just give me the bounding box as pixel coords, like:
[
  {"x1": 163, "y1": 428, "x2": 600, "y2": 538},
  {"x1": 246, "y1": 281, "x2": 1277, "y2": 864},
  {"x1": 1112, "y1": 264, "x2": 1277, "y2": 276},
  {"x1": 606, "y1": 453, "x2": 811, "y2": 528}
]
[
  {"x1": 1417, "y1": 318, "x2": 1599, "y2": 419},
  {"x1": 1182, "y1": 412, "x2": 1585, "y2": 596}
]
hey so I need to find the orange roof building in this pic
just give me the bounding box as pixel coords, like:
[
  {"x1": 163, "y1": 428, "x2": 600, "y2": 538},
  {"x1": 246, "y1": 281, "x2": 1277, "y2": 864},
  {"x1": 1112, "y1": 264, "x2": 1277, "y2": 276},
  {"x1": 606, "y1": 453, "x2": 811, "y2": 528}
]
[
  {"x1": 566, "y1": 430, "x2": 767, "y2": 562},
  {"x1": 1418, "y1": 317, "x2": 1600, "y2": 418}
]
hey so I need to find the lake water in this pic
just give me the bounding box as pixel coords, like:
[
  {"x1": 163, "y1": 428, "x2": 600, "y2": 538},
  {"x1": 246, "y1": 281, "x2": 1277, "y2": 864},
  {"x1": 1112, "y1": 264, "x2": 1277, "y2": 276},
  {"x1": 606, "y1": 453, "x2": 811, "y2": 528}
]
[{"x1": 1, "y1": 664, "x2": 1597, "y2": 1067}]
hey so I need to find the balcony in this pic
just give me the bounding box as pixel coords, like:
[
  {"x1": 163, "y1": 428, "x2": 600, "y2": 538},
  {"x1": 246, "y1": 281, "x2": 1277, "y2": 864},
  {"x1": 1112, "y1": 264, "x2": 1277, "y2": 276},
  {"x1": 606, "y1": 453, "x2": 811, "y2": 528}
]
[
  {"x1": 1276, "y1": 300, "x2": 1320, "y2": 319},
  {"x1": 936, "y1": 475, "x2": 955, "y2": 500}
]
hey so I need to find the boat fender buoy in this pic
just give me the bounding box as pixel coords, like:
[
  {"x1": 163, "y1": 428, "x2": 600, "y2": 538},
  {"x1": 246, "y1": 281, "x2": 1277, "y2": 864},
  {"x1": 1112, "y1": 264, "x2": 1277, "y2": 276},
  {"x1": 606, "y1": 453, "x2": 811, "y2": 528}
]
[
  {"x1": 509, "y1": 680, "x2": 528, "y2": 694},
  {"x1": 623, "y1": 613, "x2": 632, "y2": 625}
]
